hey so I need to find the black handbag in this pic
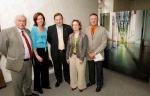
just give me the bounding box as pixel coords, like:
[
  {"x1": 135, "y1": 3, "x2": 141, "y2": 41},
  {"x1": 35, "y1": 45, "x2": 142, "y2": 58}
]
[{"x1": 47, "y1": 59, "x2": 53, "y2": 67}]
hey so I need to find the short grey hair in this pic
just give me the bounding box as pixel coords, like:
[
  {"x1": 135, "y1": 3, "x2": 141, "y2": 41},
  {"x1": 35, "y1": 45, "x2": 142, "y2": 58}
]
[{"x1": 15, "y1": 14, "x2": 27, "y2": 22}]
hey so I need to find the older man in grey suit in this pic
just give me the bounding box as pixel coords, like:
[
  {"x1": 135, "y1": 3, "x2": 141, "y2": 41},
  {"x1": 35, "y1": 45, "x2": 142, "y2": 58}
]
[
  {"x1": 0, "y1": 15, "x2": 39, "y2": 96},
  {"x1": 85, "y1": 13, "x2": 107, "y2": 92}
]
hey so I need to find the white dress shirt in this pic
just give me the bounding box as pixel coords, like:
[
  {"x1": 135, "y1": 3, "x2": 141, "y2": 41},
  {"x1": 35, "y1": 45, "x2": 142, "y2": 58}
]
[
  {"x1": 57, "y1": 26, "x2": 64, "y2": 50},
  {"x1": 17, "y1": 28, "x2": 32, "y2": 59}
]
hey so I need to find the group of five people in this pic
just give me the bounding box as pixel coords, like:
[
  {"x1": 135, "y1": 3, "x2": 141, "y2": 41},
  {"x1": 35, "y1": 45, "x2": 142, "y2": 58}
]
[{"x1": 0, "y1": 12, "x2": 107, "y2": 96}]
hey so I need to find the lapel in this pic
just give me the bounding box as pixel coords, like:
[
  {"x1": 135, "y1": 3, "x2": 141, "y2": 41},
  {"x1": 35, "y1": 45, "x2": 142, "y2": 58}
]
[
  {"x1": 25, "y1": 29, "x2": 31, "y2": 40},
  {"x1": 54, "y1": 25, "x2": 58, "y2": 44},
  {"x1": 87, "y1": 26, "x2": 93, "y2": 40},
  {"x1": 14, "y1": 27, "x2": 24, "y2": 48},
  {"x1": 62, "y1": 24, "x2": 66, "y2": 41},
  {"x1": 77, "y1": 32, "x2": 82, "y2": 45}
]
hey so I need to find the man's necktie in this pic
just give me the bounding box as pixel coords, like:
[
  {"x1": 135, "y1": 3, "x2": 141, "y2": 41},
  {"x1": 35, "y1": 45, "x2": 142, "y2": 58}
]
[{"x1": 22, "y1": 31, "x2": 32, "y2": 58}]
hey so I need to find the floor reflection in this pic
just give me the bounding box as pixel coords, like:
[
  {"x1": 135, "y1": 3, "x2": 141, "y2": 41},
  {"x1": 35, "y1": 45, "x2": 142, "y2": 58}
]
[{"x1": 104, "y1": 41, "x2": 149, "y2": 82}]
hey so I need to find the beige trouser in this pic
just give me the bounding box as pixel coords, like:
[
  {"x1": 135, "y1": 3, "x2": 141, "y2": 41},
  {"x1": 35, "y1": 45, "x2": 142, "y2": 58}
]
[
  {"x1": 11, "y1": 60, "x2": 32, "y2": 96},
  {"x1": 69, "y1": 54, "x2": 86, "y2": 89}
]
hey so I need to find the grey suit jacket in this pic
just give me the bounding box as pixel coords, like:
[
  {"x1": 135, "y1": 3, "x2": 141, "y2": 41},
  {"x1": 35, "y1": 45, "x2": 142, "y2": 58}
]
[
  {"x1": 66, "y1": 32, "x2": 88, "y2": 61},
  {"x1": 0, "y1": 27, "x2": 31, "y2": 72},
  {"x1": 85, "y1": 26, "x2": 107, "y2": 60}
]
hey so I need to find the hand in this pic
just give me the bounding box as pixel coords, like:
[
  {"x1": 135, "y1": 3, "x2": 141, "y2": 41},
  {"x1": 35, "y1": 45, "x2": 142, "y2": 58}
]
[
  {"x1": 88, "y1": 52, "x2": 96, "y2": 59},
  {"x1": 67, "y1": 59, "x2": 70, "y2": 64},
  {"x1": 35, "y1": 55, "x2": 43, "y2": 62},
  {"x1": 79, "y1": 60, "x2": 83, "y2": 64}
]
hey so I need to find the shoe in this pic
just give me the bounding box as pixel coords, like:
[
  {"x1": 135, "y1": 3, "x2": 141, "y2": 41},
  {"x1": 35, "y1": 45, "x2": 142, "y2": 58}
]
[
  {"x1": 43, "y1": 86, "x2": 51, "y2": 89},
  {"x1": 34, "y1": 89, "x2": 43, "y2": 94},
  {"x1": 71, "y1": 87, "x2": 77, "y2": 91},
  {"x1": 79, "y1": 89, "x2": 84, "y2": 92},
  {"x1": 87, "y1": 82, "x2": 95, "y2": 87},
  {"x1": 26, "y1": 93, "x2": 39, "y2": 96},
  {"x1": 55, "y1": 81, "x2": 62, "y2": 87},
  {"x1": 96, "y1": 86, "x2": 102, "y2": 92},
  {"x1": 32, "y1": 93, "x2": 39, "y2": 96},
  {"x1": 79, "y1": 87, "x2": 86, "y2": 92}
]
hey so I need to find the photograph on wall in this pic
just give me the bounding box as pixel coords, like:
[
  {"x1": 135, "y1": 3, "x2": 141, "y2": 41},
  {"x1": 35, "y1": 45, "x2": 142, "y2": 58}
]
[{"x1": 101, "y1": 10, "x2": 150, "y2": 82}]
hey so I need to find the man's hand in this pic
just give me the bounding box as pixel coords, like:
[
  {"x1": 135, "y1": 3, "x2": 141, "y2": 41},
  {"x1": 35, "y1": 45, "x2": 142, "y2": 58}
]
[{"x1": 88, "y1": 52, "x2": 96, "y2": 59}]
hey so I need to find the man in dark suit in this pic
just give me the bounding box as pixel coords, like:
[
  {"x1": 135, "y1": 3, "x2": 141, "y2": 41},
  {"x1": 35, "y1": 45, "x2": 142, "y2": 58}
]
[
  {"x1": 47, "y1": 13, "x2": 72, "y2": 87},
  {"x1": 0, "y1": 15, "x2": 39, "y2": 96}
]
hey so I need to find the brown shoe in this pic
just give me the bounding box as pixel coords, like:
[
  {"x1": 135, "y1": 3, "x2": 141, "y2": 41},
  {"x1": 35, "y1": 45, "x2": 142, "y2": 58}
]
[
  {"x1": 71, "y1": 87, "x2": 77, "y2": 91},
  {"x1": 79, "y1": 88, "x2": 86, "y2": 92}
]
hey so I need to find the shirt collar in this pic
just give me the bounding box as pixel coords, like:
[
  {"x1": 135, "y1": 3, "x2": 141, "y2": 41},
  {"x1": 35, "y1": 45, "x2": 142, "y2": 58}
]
[
  {"x1": 16, "y1": 27, "x2": 25, "y2": 33},
  {"x1": 56, "y1": 25, "x2": 63, "y2": 29}
]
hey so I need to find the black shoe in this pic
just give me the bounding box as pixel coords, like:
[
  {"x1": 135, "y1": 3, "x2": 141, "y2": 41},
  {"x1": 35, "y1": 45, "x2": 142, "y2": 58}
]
[
  {"x1": 32, "y1": 93, "x2": 39, "y2": 96},
  {"x1": 55, "y1": 81, "x2": 62, "y2": 87},
  {"x1": 26, "y1": 93, "x2": 39, "y2": 96},
  {"x1": 34, "y1": 89, "x2": 43, "y2": 94},
  {"x1": 87, "y1": 82, "x2": 95, "y2": 87},
  {"x1": 43, "y1": 86, "x2": 51, "y2": 89},
  {"x1": 96, "y1": 86, "x2": 102, "y2": 92}
]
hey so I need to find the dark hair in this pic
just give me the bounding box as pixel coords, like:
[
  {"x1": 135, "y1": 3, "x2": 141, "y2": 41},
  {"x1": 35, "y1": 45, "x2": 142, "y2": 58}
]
[
  {"x1": 54, "y1": 13, "x2": 63, "y2": 20},
  {"x1": 89, "y1": 13, "x2": 98, "y2": 18},
  {"x1": 33, "y1": 12, "x2": 45, "y2": 26},
  {"x1": 71, "y1": 19, "x2": 82, "y2": 30},
  {"x1": 89, "y1": 13, "x2": 98, "y2": 25}
]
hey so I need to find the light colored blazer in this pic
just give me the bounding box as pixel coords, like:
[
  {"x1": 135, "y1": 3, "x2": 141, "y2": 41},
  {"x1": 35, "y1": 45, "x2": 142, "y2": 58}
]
[
  {"x1": 0, "y1": 27, "x2": 31, "y2": 72},
  {"x1": 85, "y1": 26, "x2": 107, "y2": 60},
  {"x1": 66, "y1": 32, "x2": 88, "y2": 61}
]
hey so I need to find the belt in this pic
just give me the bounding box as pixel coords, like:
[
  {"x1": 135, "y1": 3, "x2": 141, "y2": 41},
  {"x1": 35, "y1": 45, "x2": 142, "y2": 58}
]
[{"x1": 24, "y1": 58, "x2": 30, "y2": 61}]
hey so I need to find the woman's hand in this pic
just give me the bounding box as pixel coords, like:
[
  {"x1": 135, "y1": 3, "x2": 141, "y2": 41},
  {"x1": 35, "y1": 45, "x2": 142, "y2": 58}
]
[
  {"x1": 79, "y1": 60, "x2": 83, "y2": 64},
  {"x1": 67, "y1": 59, "x2": 70, "y2": 64},
  {"x1": 35, "y1": 54, "x2": 43, "y2": 62}
]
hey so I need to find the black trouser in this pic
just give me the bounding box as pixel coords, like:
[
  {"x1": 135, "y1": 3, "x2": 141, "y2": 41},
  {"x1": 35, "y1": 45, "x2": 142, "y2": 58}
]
[
  {"x1": 88, "y1": 60, "x2": 103, "y2": 87},
  {"x1": 33, "y1": 48, "x2": 50, "y2": 90},
  {"x1": 53, "y1": 50, "x2": 70, "y2": 83}
]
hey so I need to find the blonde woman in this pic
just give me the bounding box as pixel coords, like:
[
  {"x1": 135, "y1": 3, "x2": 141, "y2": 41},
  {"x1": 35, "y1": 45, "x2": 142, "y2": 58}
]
[{"x1": 66, "y1": 20, "x2": 88, "y2": 92}]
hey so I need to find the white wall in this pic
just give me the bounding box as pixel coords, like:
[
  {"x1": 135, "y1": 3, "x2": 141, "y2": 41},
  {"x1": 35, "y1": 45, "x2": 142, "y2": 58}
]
[
  {"x1": 0, "y1": 0, "x2": 98, "y2": 82},
  {"x1": 0, "y1": 0, "x2": 98, "y2": 30},
  {"x1": 99, "y1": 0, "x2": 114, "y2": 13}
]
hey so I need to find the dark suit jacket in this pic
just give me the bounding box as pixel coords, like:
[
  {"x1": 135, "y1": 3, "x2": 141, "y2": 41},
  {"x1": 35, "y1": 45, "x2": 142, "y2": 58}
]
[{"x1": 47, "y1": 24, "x2": 73, "y2": 61}]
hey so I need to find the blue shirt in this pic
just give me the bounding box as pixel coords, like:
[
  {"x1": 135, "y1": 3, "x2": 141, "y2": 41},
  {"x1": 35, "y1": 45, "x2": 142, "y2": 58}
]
[{"x1": 31, "y1": 26, "x2": 47, "y2": 49}]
